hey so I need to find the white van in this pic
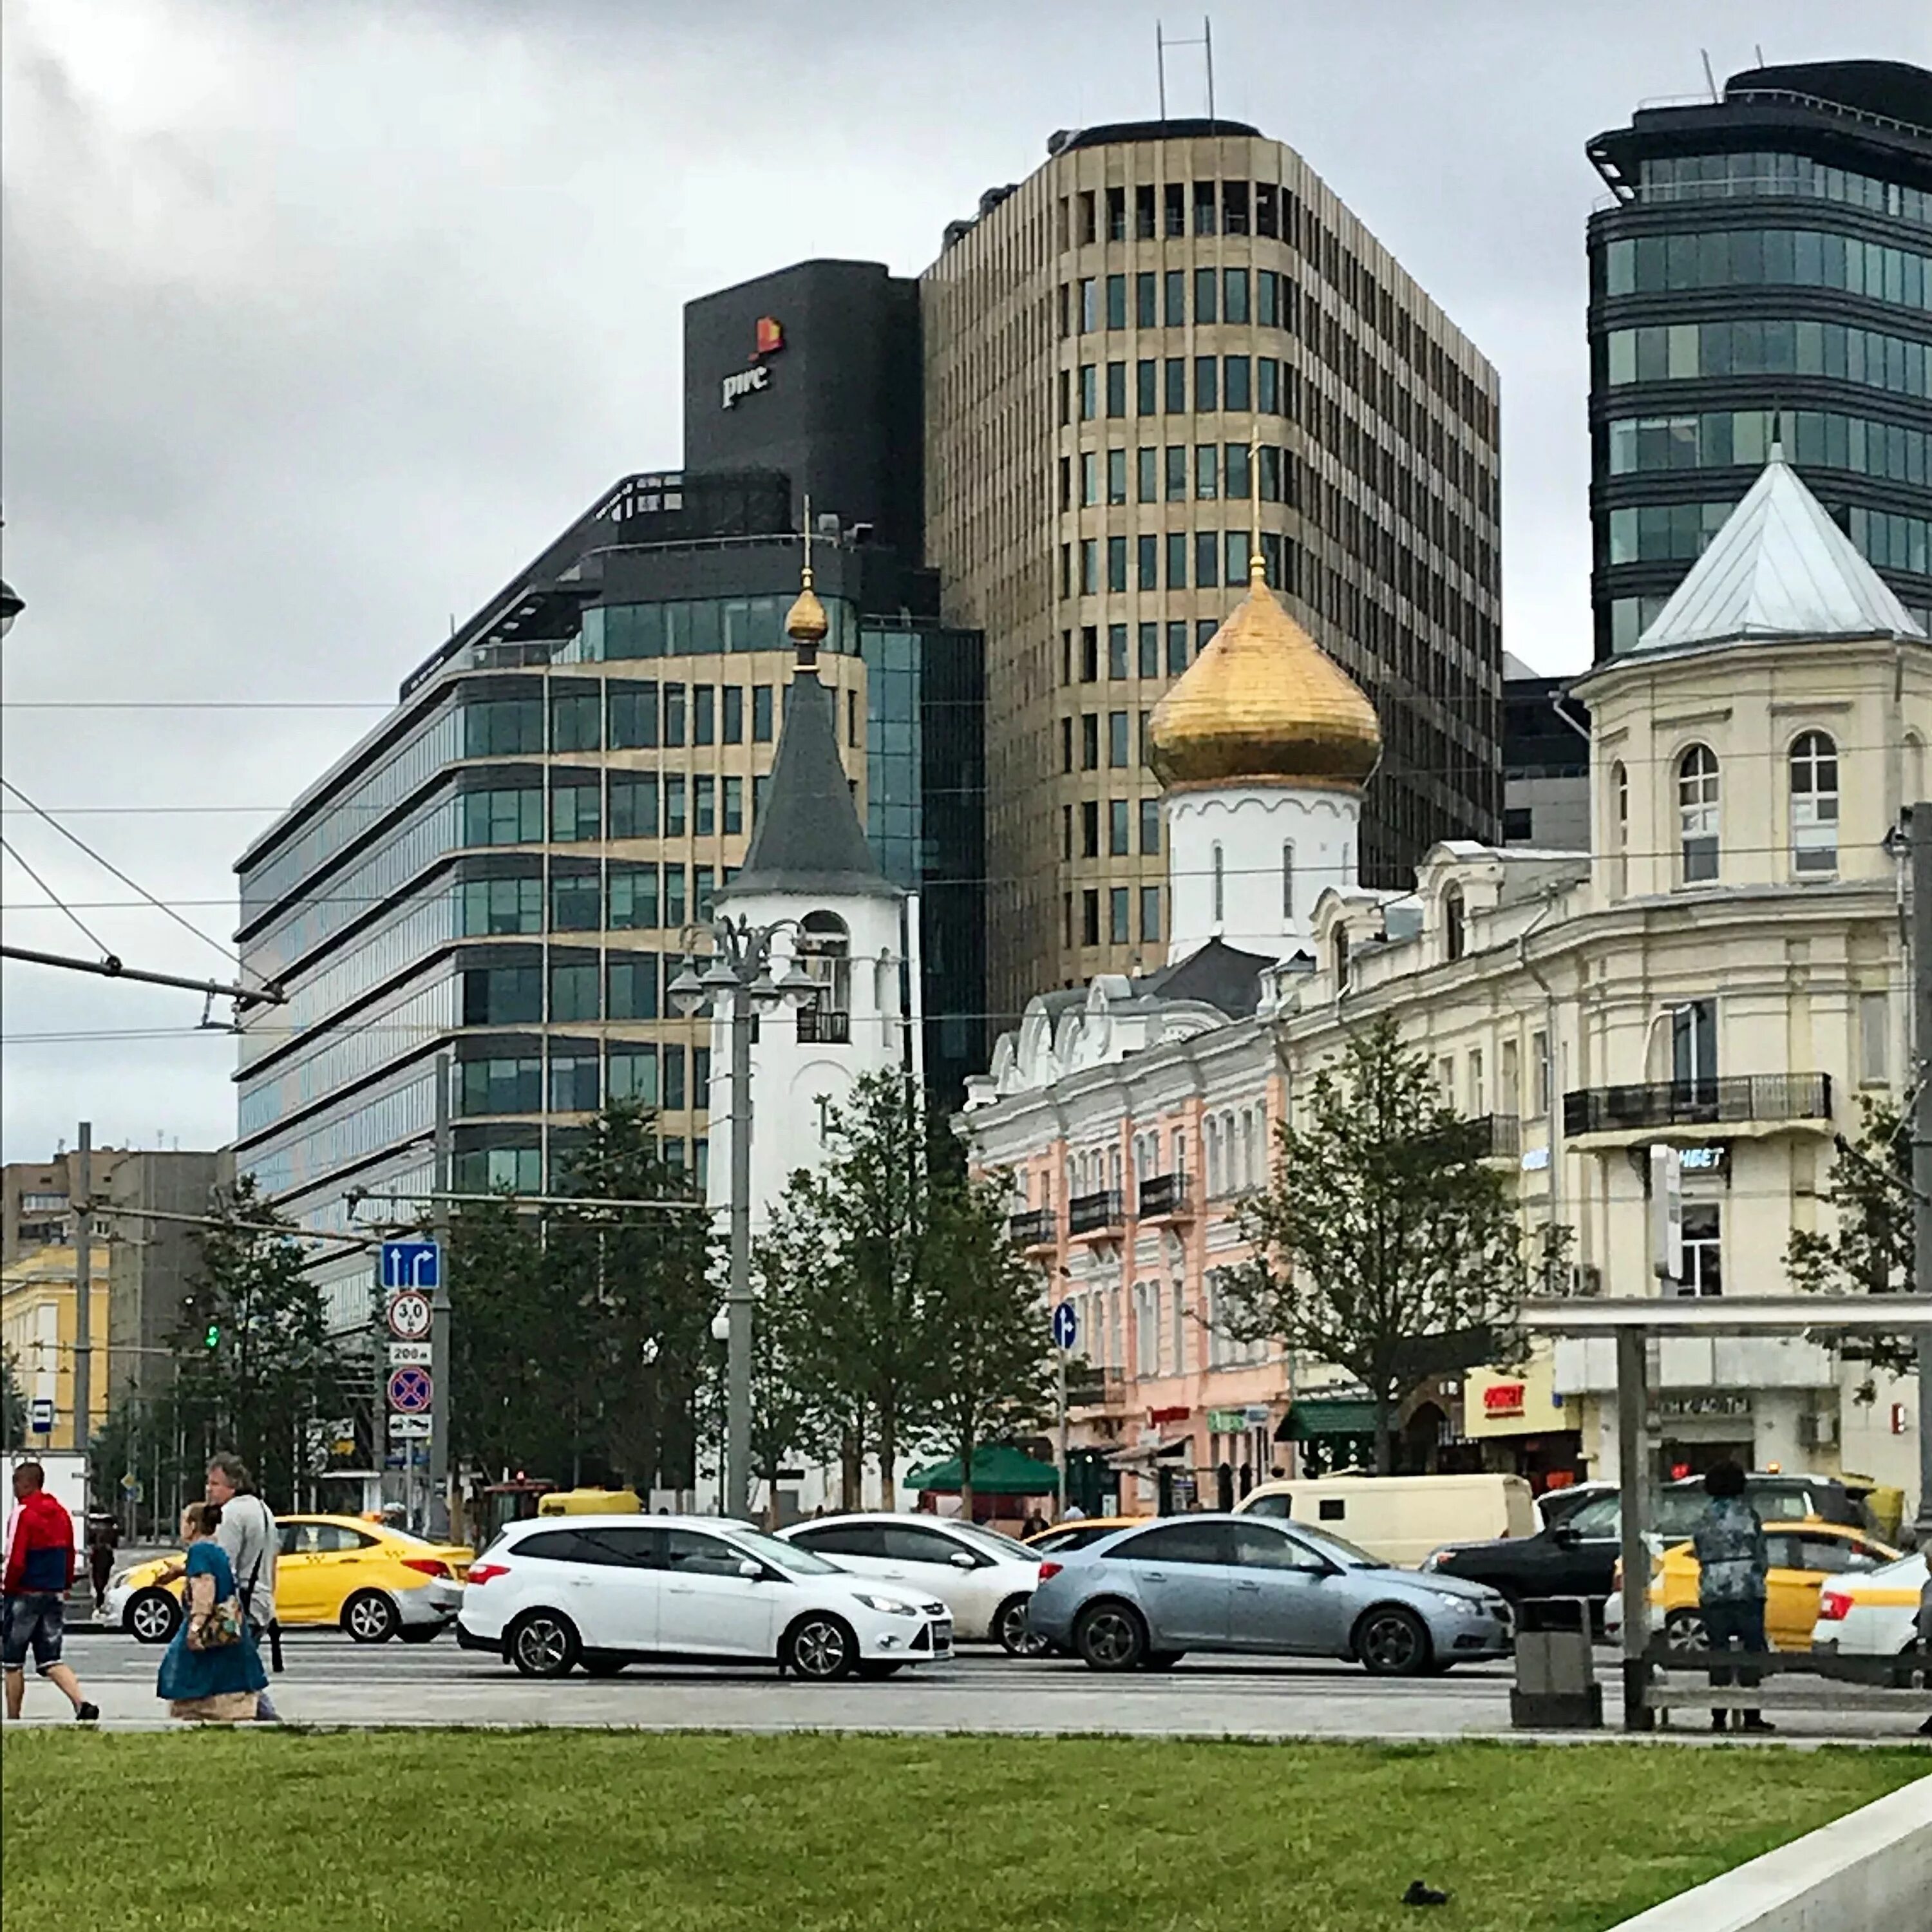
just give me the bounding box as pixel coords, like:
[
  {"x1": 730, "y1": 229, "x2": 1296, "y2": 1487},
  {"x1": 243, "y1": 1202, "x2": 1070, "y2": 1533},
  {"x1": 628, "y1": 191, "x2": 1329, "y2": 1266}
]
[{"x1": 1233, "y1": 1473, "x2": 1535, "y2": 1568}]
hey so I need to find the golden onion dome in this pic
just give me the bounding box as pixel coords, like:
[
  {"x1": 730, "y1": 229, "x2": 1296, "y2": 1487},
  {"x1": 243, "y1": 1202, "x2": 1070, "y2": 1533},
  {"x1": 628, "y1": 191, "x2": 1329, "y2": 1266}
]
[
  {"x1": 1148, "y1": 554, "x2": 1381, "y2": 790},
  {"x1": 785, "y1": 567, "x2": 829, "y2": 647}
]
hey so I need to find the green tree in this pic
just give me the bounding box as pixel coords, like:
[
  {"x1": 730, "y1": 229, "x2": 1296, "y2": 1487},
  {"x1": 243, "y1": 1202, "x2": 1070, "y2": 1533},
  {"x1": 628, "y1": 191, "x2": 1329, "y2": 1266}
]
[
  {"x1": 170, "y1": 1175, "x2": 357, "y2": 1508},
  {"x1": 919, "y1": 1173, "x2": 1056, "y2": 1518},
  {"x1": 1, "y1": 1346, "x2": 24, "y2": 1451},
  {"x1": 768, "y1": 1072, "x2": 942, "y2": 1510},
  {"x1": 1785, "y1": 1094, "x2": 1918, "y2": 1382},
  {"x1": 1221, "y1": 1016, "x2": 1526, "y2": 1473}
]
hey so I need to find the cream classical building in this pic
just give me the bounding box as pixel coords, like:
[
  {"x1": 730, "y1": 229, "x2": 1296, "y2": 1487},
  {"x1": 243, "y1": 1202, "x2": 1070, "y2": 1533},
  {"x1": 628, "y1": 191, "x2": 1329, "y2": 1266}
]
[{"x1": 966, "y1": 452, "x2": 1930, "y2": 1513}]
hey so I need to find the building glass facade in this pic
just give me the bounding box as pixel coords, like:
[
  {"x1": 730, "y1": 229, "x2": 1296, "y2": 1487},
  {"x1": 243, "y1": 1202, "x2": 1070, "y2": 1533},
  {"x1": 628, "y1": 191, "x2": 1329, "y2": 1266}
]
[
  {"x1": 1586, "y1": 60, "x2": 1932, "y2": 657},
  {"x1": 234, "y1": 475, "x2": 983, "y2": 1334},
  {"x1": 922, "y1": 120, "x2": 1503, "y2": 1019}
]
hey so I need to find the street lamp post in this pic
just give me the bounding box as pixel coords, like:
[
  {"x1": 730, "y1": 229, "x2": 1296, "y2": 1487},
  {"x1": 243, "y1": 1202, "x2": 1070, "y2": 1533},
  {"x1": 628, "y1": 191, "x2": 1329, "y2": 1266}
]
[{"x1": 670, "y1": 916, "x2": 817, "y2": 1521}]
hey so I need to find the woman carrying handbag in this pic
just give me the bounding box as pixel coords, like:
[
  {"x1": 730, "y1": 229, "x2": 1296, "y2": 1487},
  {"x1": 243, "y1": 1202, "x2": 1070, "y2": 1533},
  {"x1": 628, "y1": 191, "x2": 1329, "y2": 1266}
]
[{"x1": 155, "y1": 1502, "x2": 269, "y2": 1723}]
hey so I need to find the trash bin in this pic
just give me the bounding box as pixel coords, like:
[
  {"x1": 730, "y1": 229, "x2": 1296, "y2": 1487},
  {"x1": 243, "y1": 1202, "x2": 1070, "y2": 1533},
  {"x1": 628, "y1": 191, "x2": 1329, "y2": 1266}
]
[{"x1": 1510, "y1": 1596, "x2": 1602, "y2": 1730}]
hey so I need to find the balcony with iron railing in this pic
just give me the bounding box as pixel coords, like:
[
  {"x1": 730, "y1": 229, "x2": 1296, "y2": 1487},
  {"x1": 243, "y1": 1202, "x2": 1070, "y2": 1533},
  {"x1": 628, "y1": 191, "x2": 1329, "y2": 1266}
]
[
  {"x1": 1005, "y1": 1207, "x2": 1057, "y2": 1252},
  {"x1": 1067, "y1": 1189, "x2": 1126, "y2": 1238},
  {"x1": 1066, "y1": 1367, "x2": 1128, "y2": 1412},
  {"x1": 1468, "y1": 1114, "x2": 1522, "y2": 1162},
  {"x1": 1562, "y1": 1073, "x2": 1832, "y2": 1141},
  {"x1": 1136, "y1": 1172, "x2": 1194, "y2": 1221},
  {"x1": 795, "y1": 1007, "x2": 851, "y2": 1045}
]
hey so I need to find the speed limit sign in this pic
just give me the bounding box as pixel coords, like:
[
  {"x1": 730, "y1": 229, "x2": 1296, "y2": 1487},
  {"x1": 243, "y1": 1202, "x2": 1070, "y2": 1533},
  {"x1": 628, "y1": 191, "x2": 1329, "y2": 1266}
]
[{"x1": 386, "y1": 1291, "x2": 432, "y2": 1342}]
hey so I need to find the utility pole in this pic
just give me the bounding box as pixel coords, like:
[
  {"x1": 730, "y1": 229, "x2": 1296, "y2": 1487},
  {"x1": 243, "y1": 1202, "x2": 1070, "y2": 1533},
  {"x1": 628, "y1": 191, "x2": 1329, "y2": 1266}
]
[
  {"x1": 1910, "y1": 804, "x2": 1932, "y2": 1540},
  {"x1": 71, "y1": 1122, "x2": 93, "y2": 1472},
  {"x1": 725, "y1": 987, "x2": 753, "y2": 1523},
  {"x1": 428, "y1": 1051, "x2": 453, "y2": 1540}
]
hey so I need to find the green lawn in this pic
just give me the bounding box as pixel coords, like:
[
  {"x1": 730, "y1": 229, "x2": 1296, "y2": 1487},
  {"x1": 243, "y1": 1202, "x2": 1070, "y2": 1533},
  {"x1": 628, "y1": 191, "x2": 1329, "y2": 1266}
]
[{"x1": 3, "y1": 1731, "x2": 1924, "y2": 1931}]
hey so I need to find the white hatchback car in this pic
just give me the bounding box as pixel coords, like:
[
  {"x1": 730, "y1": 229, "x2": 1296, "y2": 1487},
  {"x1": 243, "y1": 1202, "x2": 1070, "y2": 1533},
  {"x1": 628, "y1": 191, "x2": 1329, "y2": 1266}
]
[
  {"x1": 455, "y1": 1515, "x2": 952, "y2": 1681},
  {"x1": 777, "y1": 1513, "x2": 1041, "y2": 1651}
]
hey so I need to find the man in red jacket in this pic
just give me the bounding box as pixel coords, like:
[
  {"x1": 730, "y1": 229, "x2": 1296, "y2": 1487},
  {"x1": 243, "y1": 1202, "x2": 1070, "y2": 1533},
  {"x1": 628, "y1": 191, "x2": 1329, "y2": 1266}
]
[{"x1": 3, "y1": 1463, "x2": 98, "y2": 1721}]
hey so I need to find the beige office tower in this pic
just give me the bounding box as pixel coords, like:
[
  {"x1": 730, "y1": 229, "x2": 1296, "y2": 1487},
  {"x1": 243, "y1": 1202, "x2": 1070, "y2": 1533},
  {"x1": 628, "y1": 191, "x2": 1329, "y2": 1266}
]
[{"x1": 923, "y1": 118, "x2": 1503, "y2": 1021}]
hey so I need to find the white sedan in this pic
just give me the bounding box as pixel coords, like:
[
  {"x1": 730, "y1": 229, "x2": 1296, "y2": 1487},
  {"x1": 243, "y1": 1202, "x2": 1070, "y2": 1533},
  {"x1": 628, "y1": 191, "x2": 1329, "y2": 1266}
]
[
  {"x1": 1810, "y1": 1549, "x2": 1927, "y2": 1657},
  {"x1": 777, "y1": 1513, "x2": 1041, "y2": 1651},
  {"x1": 455, "y1": 1514, "x2": 952, "y2": 1681}
]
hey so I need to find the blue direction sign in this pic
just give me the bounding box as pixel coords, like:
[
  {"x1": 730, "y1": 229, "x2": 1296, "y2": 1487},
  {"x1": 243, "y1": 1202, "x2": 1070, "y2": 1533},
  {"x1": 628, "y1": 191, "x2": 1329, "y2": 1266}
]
[
  {"x1": 387, "y1": 1365, "x2": 433, "y2": 1414},
  {"x1": 380, "y1": 1240, "x2": 440, "y2": 1293},
  {"x1": 28, "y1": 1397, "x2": 53, "y2": 1434},
  {"x1": 1050, "y1": 1300, "x2": 1079, "y2": 1350}
]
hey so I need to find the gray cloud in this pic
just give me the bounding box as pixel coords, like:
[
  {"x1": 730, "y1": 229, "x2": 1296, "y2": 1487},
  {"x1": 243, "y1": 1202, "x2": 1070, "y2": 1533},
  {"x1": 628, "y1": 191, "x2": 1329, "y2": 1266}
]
[{"x1": 5, "y1": 0, "x2": 1926, "y2": 1159}]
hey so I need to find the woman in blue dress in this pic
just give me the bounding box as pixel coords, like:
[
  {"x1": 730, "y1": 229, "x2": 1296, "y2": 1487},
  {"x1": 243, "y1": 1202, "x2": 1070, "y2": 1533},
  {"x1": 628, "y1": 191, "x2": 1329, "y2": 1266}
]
[{"x1": 156, "y1": 1501, "x2": 269, "y2": 1723}]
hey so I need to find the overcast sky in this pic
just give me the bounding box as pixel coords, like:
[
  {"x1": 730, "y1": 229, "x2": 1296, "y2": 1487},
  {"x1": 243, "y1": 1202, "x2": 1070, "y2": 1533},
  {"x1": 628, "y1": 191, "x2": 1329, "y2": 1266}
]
[{"x1": 3, "y1": 0, "x2": 1926, "y2": 1164}]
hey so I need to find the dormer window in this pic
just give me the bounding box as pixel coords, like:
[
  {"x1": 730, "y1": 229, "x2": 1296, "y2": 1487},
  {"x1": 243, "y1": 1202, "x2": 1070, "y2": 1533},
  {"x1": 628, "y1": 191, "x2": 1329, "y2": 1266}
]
[
  {"x1": 1332, "y1": 925, "x2": 1349, "y2": 990},
  {"x1": 1444, "y1": 884, "x2": 1466, "y2": 962}
]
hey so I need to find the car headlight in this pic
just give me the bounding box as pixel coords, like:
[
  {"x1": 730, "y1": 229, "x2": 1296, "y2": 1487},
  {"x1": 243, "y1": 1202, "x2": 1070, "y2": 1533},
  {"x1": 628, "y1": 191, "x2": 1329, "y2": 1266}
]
[
  {"x1": 1426, "y1": 1589, "x2": 1482, "y2": 1611},
  {"x1": 851, "y1": 1593, "x2": 921, "y2": 1617}
]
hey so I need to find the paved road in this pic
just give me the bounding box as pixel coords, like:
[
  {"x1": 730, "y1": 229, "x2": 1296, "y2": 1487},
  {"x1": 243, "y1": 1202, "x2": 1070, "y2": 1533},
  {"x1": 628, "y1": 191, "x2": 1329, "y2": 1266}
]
[{"x1": 10, "y1": 1627, "x2": 1924, "y2": 1743}]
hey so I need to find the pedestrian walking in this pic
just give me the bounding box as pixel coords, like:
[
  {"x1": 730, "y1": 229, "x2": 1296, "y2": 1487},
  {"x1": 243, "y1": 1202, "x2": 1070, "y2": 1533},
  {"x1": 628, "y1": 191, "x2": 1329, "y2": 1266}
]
[
  {"x1": 87, "y1": 1515, "x2": 118, "y2": 1618},
  {"x1": 1020, "y1": 1509, "x2": 1049, "y2": 1540},
  {"x1": 204, "y1": 1454, "x2": 280, "y2": 1720},
  {"x1": 156, "y1": 1502, "x2": 269, "y2": 1724},
  {"x1": 1, "y1": 1461, "x2": 99, "y2": 1723},
  {"x1": 1692, "y1": 1461, "x2": 1773, "y2": 1734},
  {"x1": 1917, "y1": 1568, "x2": 1931, "y2": 1739}
]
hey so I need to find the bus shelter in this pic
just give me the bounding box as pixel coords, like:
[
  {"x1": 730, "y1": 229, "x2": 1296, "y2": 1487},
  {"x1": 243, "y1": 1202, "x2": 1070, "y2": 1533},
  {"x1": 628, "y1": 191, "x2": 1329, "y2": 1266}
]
[{"x1": 1518, "y1": 1294, "x2": 1930, "y2": 1730}]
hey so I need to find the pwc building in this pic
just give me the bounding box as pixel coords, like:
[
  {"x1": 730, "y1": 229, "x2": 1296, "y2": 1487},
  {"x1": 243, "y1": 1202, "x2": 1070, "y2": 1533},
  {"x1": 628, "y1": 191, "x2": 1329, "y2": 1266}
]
[{"x1": 236, "y1": 117, "x2": 1501, "y2": 1332}]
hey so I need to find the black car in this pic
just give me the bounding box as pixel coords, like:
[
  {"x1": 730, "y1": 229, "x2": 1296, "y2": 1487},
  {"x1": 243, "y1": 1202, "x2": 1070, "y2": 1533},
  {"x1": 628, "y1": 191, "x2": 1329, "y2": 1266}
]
[{"x1": 1422, "y1": 1473, "x2": 1866, "y2": 1609}]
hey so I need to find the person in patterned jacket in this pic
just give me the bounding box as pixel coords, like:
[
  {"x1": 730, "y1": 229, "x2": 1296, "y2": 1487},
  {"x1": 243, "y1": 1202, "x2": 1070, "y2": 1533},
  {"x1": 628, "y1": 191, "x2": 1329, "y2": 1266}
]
[{"x1": 1691, "y1": 1461, "x2": 1772, "y2": 1734}]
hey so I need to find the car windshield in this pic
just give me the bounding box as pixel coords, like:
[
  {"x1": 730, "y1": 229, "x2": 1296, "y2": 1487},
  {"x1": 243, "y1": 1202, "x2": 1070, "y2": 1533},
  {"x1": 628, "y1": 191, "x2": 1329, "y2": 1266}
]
[
  {"x1": 947, "y1": 1522, "x2": 1037, "y2": 1560},
  {"x1": 728, "y1": 1526, "x2": 842, "y2": 1576},
  {"x1": 1286, "y1": 1523, "x2": 1387, "y2": 1569}
]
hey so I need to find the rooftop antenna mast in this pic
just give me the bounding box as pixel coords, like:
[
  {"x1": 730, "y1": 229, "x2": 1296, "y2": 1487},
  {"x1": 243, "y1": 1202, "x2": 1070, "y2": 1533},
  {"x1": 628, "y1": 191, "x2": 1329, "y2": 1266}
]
[
  {"x1": 1156, "y1": 17, "x2": 1216, "y2": 126},
  {"x1": 1700, "y1": 49, "x2": 1719, "y2": 102}
]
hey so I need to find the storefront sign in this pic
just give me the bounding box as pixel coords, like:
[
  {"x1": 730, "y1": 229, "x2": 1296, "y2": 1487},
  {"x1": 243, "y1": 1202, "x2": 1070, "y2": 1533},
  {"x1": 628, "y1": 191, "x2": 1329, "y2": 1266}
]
[
  {"x1": 1656, "y1": 1392, "x2": 1751, "y2": 1420},
  {"x1": 1207, "y1": 1409, "x2": 1245, "y2": 1432},
  {"x1": 1482, "y1": 1382, "x2": 1526, "y2": 1418},
  {"x1": 1148, "y1": 1405, "x2": 1191, "y2": 1425}
]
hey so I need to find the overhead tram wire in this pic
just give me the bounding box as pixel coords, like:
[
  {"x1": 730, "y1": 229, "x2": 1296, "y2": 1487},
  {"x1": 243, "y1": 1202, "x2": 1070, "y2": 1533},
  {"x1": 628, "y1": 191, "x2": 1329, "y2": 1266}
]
[{"x1": 0, "y1": 835, "x2": 118, "y2": 962}]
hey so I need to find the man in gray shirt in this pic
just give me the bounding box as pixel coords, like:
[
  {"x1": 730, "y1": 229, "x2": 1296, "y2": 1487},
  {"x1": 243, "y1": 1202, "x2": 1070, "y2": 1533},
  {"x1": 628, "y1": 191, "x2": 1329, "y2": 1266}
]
[{"x1": 206, "y1": 1454, "x2": 278, "y2": 1721}]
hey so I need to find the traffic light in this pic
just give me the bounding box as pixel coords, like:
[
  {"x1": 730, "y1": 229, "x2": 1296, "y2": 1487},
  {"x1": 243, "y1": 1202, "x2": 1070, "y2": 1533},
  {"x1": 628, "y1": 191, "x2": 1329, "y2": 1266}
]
[{"x1": 203, "y1": 1321, "x2": 220, "y2": 1350}]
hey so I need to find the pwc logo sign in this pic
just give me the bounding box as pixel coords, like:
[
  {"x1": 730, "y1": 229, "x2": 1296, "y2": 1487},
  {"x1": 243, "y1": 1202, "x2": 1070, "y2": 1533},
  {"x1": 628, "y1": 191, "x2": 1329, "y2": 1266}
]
[{"x1": 721, "y1": 316, "x2": 784, "y2": 410}]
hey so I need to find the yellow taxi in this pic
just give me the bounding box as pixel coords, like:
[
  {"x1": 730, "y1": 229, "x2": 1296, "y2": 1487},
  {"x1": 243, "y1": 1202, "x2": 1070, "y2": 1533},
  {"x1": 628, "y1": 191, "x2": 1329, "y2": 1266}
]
[
  {"x1": 106, "y1": 1513, "x2": 474, "y2": 1646},
  {"x1": 1650, "y1": 1521, "x2": 1902, "y2": 1653},
  {"x1": 1022, "y1": 1516, "x2": 1153, "y2": 1556}
]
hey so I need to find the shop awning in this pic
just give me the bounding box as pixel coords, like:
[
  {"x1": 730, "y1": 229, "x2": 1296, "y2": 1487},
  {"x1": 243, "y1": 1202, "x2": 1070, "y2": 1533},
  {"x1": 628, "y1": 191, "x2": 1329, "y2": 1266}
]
[
  {"x1": 906, "y1": 1446, "x2": 1059, "y2": 1495},
  {"x1": 1281, "y1": 1397, "x2": 1379, "y2": 1442},
  {"x1": 1105, "y1": 1435, "x2": 1193, "y2": 1470}
]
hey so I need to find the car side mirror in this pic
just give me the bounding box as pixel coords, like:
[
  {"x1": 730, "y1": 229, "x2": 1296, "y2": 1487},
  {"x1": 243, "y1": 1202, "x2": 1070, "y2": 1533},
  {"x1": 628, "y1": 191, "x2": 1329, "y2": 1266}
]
[
  {"x1": 736, "y1": 1557, "x2": 764, "y2": 1580},
  {"x1": 1551, "y1": 1525, "x2": 1581, "y2": 1547},
  {"x1": 948, "y1": 1549, "x2": 978, "y2": 1570}
]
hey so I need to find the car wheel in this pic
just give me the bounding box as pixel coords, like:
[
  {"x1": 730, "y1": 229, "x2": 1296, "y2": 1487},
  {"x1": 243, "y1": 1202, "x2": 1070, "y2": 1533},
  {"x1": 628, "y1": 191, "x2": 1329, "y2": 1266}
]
[
  {"x1": 343, "y1": 1590, "x2": 400, "y2": 1645},
  {"x1": 993, "y1": 1594, "x2": 1034, "y2": 1656},
  {"x1": 126, "y1": 1589, "x2": 180, "y2": 1645},
  {"x1": 1142, "y1": 1651, "x2": 1185, "y2": 1671},
  {"x1": 582, "y1": 1654, "x2": 627, "y2": 1678},
  {"x1": 782, "y1": 1613, "x2": 858, "y2": 1683},
  {"x1": 1074, "y1": 1600, "x2": 1147, "y2": 1672},
  {"x1": 1665, "y1": 1609, "x2": 1707, "y2": 1654},
  {"x1": 1355, "y1": 1605, "x2": 1433, "y2": 1678},
  {"x1": 507, "y1": 1609, "x2": 580, "y2": 1678},
  {"x1": 855, "y1": 1660, "x2": 904, "y2": 1680}
]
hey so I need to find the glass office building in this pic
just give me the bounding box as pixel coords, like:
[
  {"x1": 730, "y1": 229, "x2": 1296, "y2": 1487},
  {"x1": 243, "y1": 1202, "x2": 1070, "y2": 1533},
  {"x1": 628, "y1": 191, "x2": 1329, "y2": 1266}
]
[
  {"x1": 1587, "y1": 59, "x2": 1932, "y2": 658},
  {"x1": 234, "y1": 472, "x2": 982, "y2": 1334}
]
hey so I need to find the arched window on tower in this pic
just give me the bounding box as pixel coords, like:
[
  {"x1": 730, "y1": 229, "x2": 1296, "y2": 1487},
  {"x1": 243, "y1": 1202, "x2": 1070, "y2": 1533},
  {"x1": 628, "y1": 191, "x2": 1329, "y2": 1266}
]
[
  {"x1": 1332, "y1": 924, "x2": 1350, "y2": 991},
  {"x1": 1211, "y1": 841, "x2": 1226, "y2": 925},
  {"x1": 1609, "y1": 761, "x2": 1629, "y2": 896},
  {"x1": 1281, "y1": 842, "x2": 1295, "y2": 920},
  {"x1": 797, "y1": 910, "x2": 851, "y2": 1018},
  {"x1": 1789, "y1": 730, "x2": 1839, "y2": 875},
  {"x1": 1443, "y1": 884, "x2": 1466, "y2": 962},
  {"x1": 1678, "y1": 745, "x2": 1719, "y2": 883}
]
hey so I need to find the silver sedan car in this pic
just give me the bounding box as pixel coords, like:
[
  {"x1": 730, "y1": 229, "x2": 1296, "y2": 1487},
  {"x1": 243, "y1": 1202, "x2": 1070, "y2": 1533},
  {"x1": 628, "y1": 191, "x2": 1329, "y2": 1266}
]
[{"x1": 1026, "y1": 1514, "x2": 1513, "y2": 1676}]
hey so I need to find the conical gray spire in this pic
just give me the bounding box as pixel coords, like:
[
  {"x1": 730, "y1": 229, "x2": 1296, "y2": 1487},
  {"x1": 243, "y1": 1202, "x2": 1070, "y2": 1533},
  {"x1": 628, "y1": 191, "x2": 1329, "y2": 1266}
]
[
  {"x1": 1635, "y1": 450, "x2": 1926, "y2": 654},
  {"x1": 722, "y1": 671, "x2": 899, "y2": 902}
]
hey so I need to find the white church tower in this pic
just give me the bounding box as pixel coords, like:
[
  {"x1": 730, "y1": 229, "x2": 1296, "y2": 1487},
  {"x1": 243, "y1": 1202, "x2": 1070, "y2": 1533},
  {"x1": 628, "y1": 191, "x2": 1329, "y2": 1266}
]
[
  {"x1": 702, "y1": 551, "x2": 908, "y2": 1233},
  {"x1": 1146, "y1": 537, "x2": 1381, "y2": 963}
]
